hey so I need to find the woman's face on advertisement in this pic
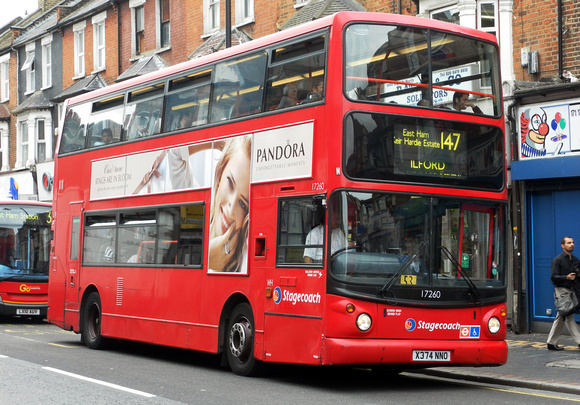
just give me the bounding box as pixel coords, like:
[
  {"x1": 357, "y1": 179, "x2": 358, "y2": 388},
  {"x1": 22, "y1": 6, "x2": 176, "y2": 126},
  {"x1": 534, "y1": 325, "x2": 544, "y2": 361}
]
[{"x1": 213, "y1": 150, "x2": 250, "y2": 237}]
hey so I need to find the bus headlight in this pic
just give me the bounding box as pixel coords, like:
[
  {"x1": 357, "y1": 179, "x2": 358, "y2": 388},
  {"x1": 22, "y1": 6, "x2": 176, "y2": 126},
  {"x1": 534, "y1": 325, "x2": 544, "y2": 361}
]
[
  {"x1": 356, "y1": 313, "x2": 372, "y2": 332},
  {"x1": 488, "y1": 316, "x2": 501, "y2": 334}
]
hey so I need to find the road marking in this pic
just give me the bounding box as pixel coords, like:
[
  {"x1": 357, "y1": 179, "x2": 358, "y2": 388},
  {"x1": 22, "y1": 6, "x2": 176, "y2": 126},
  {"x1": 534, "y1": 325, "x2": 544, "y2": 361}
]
[
  {"x1": 484, "y1": 386, "x2": 580, "y2": 402},
  {"x1": 506, "y1": 339, "x2": 580, "y2": 350},
  {"x1": 43, "y1": 367, "x2": 156, "y2": 398},
  {"x1": 1, "y1": 334, "x2": 77, "y2": 348},
  {"x1": 0, "y1": 354, "x2": 8, "y2": 358},
  {"x1": 47, "y1": 342, "x2": 77, "y2": 348}
]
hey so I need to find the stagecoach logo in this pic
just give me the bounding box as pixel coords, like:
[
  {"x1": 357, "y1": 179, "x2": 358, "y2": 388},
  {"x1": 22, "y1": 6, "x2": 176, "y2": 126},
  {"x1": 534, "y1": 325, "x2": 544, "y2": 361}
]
[
  {"x1": 406, "y1": 318, "x2": 475, "y2": 336},
  {"x1": 272, "y1": 286, "x2": 321, "y2": 306},
  {"x1": 273, "y1": 286, "x2": 282, "y2": 304}
]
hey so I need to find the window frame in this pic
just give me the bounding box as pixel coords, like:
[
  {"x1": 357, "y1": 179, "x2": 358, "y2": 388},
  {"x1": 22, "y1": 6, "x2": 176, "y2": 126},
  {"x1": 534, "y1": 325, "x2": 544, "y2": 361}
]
[
  {"x1": 430, "y1": 5, "x2": 460, "y2": 25},
  {"x1": 73, "y1": 21, "x2": 86, "y2": 78},
  {"x1": 0, "y1": 54, "x2": 9, "y2": 102},
  {"x1": 92, "y1": 11, "x2": 107, "y2": 72},
  {"x1": 276, "y1": 196, "x2": 326, "y2": 268},
  {"x1": 203, "y1": 0, "x2": 220, "y2": 35},
  {"x1": 41, "y1": 36, "x2": 52, "y2": 89},
  {"x1": 36, "y1": 119, "x2": 46, "y2": 163},
  {"x1": 477, "y1": 1, "x2": 497, "y2": 36},
  {"x1": 82, "y1": 203, "x2": 205, "y2": 267},
  {"x1": 157, "y1": 0, "x2": 171, "y2": 49},
  {"x1": 235, "y1": 0, "x2": 254, "y2": 27},
  {"x1": 20, "y1": 121, "x2": 29, "y2": 168},
  {"x1": 22, "y1": 44, "x2": 36, "y2": 94}
]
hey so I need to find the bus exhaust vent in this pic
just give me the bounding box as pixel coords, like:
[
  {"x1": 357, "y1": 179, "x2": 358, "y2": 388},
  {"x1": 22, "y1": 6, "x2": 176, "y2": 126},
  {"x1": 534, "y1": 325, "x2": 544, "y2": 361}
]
[{"x1": 116, "y1": 277, "x2": 124, "y2": 306}]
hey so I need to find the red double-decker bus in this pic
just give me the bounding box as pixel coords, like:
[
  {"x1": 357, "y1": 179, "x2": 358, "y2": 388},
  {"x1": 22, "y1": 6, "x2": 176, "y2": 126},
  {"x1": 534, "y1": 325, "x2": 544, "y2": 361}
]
[
  {"x1": 49, "y1": 12, "x2": 508, "y2": 375},
  {"x1": 0, "y1": 201, "x2": 52, "y2": 320}
]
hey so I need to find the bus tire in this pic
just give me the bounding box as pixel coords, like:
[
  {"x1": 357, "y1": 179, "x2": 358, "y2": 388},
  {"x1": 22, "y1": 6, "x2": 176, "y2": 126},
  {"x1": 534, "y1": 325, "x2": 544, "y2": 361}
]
[
  {"x1": 226, "y1": 303, "x2": 259, "y2": 376},
  {"x1": 81, "y1": 292, "x2": 107, "y2": 350}
]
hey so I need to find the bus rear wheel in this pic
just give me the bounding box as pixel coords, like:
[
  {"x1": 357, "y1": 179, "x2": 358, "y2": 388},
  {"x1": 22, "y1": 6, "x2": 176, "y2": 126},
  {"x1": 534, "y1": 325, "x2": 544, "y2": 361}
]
[
  {"x1": 81, "y1": 292, "x2": 107, "y2": 350},
  {"x1": 226, "y1": 303, "x2": 259, "y2": 376}
]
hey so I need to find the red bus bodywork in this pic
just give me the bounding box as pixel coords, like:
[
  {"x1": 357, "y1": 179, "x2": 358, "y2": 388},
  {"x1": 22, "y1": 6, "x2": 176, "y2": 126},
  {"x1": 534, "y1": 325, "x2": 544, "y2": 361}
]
[
  {"x1": 49, "y1": 12, "x2": 507, "y2": 374},
  {"x1": 0, "y1": 201, "x2": 52, "y2": 319}
]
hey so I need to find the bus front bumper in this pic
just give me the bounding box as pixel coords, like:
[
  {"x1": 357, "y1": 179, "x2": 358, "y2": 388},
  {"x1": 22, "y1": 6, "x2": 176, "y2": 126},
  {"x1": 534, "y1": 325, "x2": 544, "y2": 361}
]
[{"x1": 321, "y1": 337, "x2": 507, "y2": 367}]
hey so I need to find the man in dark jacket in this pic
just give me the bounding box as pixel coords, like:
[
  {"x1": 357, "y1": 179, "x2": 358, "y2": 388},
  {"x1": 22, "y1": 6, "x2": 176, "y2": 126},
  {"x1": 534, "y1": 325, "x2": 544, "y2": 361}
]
[{"x1": 547, "y1": 236, "x2": 580, "y2": 350}]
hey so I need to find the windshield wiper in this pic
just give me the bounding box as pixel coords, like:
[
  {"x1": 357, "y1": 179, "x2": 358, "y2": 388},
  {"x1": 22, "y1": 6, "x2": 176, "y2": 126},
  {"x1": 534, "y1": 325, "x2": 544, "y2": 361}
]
[
  {"x1": 379, "y1": 241, "x2": 427, "y2": 298},
  {"x1": 438, "y1": 246, "x2": 482, "y2": 305}
]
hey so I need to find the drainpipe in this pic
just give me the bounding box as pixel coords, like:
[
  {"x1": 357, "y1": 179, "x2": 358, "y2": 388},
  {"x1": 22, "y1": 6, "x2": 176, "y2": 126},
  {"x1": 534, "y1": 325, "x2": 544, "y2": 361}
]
[
  {"x1": 558, "y1": 0, "x2": 563, "y2": 80},
  {"x1": 116, "y1": 1, "x2": 121, "y2": 77},
  {"x1": 506, "y1": 98, "x2": 526, "y2": 333},
  {"x1": 225, "y1": 0, "x2": 231, "y2": 48}
]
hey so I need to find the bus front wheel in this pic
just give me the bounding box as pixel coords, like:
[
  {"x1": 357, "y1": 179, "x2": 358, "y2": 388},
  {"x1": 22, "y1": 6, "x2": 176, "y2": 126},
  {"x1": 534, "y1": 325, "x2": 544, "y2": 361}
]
[
  {"x1": 226, "y1": 303, "x2": 259, "y2": 376},
  {"x1": 81, "y1": 292, "x2": 107, "y2": 350}
]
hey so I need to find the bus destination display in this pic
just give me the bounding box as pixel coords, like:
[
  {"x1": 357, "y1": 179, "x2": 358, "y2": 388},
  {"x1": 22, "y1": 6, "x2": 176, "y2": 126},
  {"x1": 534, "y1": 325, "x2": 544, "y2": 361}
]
[{"x1": 393, "y1": 123, "x2": 466, "y2": 179}]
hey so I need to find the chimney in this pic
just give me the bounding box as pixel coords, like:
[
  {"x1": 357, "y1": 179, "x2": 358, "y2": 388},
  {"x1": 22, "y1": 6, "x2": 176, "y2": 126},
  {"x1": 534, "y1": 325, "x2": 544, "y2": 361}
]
[{"x1": 39, "y1": 0, "x2": 61, "y2": 12}]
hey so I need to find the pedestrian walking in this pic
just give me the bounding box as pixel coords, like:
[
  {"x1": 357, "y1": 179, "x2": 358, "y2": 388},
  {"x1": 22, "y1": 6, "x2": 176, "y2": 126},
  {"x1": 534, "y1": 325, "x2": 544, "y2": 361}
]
[{"x1": 547, "y1": 236, "x2": 580, "y2": 350}]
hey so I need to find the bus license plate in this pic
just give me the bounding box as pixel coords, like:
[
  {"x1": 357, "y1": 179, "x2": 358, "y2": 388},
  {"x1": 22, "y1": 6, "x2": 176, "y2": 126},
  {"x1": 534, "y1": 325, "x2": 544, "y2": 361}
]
[
  {"x1": 412, "y1": 350, "x2": 451, "y2": 362},
  {"x1": 16, "y1": 309, "x2": 40, "y2": 315}
]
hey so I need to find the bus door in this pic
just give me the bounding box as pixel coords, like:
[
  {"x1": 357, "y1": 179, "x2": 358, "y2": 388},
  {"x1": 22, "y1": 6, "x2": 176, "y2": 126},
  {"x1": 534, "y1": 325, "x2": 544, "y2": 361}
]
[
  {"x1": 64, "y1": 203, "x2": 83, "y2": 328},
  {"x1": 48, "y1": 202, "x2": 82, "y2": 328},
  {"x1": 458, "y1": 204, "x2": 494, "y2": 279},
  {"x1": 263, "y1": 196, "x2": 326, "y2": 365}
]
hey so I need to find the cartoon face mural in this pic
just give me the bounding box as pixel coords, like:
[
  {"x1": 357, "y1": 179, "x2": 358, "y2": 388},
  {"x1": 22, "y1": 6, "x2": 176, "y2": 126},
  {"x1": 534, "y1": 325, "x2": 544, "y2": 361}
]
[
  {"x1": 519, "y1": 106, "x2": 570, "y2": 158},
  {"x1": 520, "y1": 108, "x2": 549, "y2": 157}
]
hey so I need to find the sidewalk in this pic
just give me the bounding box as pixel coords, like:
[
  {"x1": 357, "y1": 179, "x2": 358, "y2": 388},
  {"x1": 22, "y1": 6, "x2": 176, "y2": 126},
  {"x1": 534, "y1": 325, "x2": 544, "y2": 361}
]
[{"x1": 415, "y1": 331, "x2": 580, "y2": 395}]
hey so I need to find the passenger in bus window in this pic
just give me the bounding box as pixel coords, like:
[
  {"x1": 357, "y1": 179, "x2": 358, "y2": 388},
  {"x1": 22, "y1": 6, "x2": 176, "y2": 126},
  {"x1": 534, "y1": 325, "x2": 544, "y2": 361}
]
[
  {"x1": 208, "y1": 136, "x2": 252, "y2": 273},
  {"x1": 136, "y1": 113, "x2": 150, "y2": 137},
  {"x1": 177, "y1": 110, "x2": 195, "y2": 129},
  {"x1": 452, "y1": 91, "x2": 482, "y2": 114},
  {"x1": 94, "y1": 128, "x2": 114, "y2": 146},
  {"x1": 299, "y1": 79, "x2": 324, "y2": 104},
  {"x1": 277, "y1": 83, "x2": 298, "y2": 109}
]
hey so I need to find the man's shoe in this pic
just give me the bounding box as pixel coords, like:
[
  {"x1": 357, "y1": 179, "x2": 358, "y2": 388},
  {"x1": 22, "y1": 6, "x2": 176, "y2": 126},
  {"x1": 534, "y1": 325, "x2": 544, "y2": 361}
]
[{"x1": 547, "y1": 344, "x2": 564, "y2": 351}]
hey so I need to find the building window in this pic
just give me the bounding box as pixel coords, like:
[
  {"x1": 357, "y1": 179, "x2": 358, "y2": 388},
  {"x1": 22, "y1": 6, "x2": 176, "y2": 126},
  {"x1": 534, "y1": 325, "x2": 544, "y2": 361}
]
[
  {"x1": 22, "y1": 46, "x2": 36, "y2": 94},
  {"x1": 431, "y1": 6, "x2": 460, "y2": 24},
  {"x1": 41, "y1": 37, "x2": 52, "y2": 89},
  {"x1": 204, "y1": 0, "x2": 220, "y2": 35},
  {"x1": 0, "y1": 54, "x2": 9, "y2": 102},
  {"x1": 235, "y1": 0, "x2": 254, "y2": 26},
  {"x1": 37, "y1": 120, "x2": 46, "y2": 163},
  {"x1": 135, "y1": 5, "x2": 145, "y2": 55},
  {"x1": 20, "y1": 122, "x2": 29, "y2": 167},
  {"x1": 93, "y1": 12, "x2": 107, "y2": 71},
  {"x1": 478, "y1": 1, "x2": 497, "y2": 36},
  {"x1": 73, "y1": 21, "x2": 86, "y2": 77},
  {"x1": 159, "y1": 0, "x2": 170, "y2": 48}
]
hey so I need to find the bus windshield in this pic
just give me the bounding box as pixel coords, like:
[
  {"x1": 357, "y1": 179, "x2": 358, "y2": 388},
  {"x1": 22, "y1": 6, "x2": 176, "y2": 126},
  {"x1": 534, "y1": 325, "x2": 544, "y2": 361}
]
[
  {"x1": 329, "y1": 192, "x2": 506, "y2": 291},
  {"x1": 344, "y1": 23, "x2": 502, "y2": 115},
  {"x1": 0, "y1": 204, "x2": 52, "y2": 280}
]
